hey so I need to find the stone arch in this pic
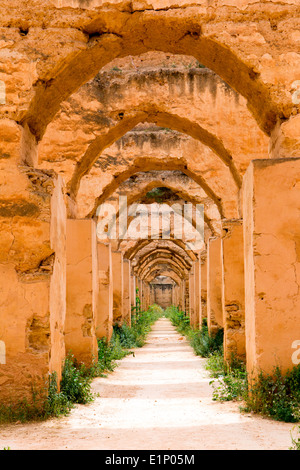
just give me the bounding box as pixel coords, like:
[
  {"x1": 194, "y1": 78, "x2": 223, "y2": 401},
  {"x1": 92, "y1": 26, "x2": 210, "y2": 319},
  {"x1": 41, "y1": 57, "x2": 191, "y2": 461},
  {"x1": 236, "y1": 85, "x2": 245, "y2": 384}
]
[
  {"x1": 116, "y1": 205, "x2": 205, "y2": 254},
  {"x1": 128, "y1": 241, "x2": 195, "y2": 273},
  {"x1": 136, "y1": 251, "x2": 189, "y2": 277},
  {"x1": 75, "y1": 145, "x2": 237, "y2": 222},
  {"x1": 21, "y1": 8, "x2": 285, "y2": 143},
  {"x1": 99, "y1": 168, "x2": 218, "y2": 213},
  {"x1": 67, "y1": 108, "x2": 242, "y2": 203},
  {"x1": 38, "y1": 66, "x2": 269, "y2": 186},
  {"x1": 95, "y1": 173, "x2": 219, "y2": 242},
  {"x1": 82, "y1": 151, "x2": 235, "y2": 221},
  {"x1": 146, "y1": 271, "x2": 181, "y2": 285},
  {"x1": 140, "y1": 259, "x2": 186, "y2": 282},
  {"x1": 122, "y1": 238, "x2": 198, "y2": 263},
  {"x1": 136, "y1": 248, "x2": 192, "y2": 275}
]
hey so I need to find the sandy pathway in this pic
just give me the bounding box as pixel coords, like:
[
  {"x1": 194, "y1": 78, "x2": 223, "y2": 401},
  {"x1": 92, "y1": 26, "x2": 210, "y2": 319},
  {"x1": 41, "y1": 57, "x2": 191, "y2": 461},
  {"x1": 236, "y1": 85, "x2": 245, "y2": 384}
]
[{"x1": 0, "y1": 318, "x2": 296, "y2": 450}]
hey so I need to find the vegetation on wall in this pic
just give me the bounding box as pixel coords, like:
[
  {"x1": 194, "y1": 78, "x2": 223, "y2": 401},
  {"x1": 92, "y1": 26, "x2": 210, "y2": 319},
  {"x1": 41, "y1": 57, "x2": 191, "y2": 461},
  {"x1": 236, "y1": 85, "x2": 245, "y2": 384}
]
[
  {"x1": 206, "y1": 343, "x2": 300, "y2": 423},
  {"x1": 131, "y1": 287, "x2": 141, "y2": 318}
]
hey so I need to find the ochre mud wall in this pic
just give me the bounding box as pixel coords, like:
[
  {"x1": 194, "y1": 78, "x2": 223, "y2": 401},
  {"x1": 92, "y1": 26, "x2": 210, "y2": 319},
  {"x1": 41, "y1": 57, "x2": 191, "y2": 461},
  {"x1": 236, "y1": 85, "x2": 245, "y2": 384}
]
[{"x1": 0, "y1": 0, "x2": 300, "y2": 403}]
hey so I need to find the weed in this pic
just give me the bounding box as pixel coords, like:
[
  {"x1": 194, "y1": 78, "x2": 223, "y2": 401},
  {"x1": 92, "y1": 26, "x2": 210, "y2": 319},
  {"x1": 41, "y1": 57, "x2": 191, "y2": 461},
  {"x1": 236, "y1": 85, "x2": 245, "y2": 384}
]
[
  {"x1": 0, "y1": 394, "x2": 45, "y2": 424},
  {"x1": 59, "y1": 353, "x2": 95, "y2": 405},
  {"x1": 133, "y1": 287, "x2": 141, "y2": 317},
  {"x1": 0, "y1": 354, "x2": 94, "y2": 424},
  {"x1": 290, "y1": 426, "x2": 300, "y2": 450},
  {"x1": 208, "y1": 355, "x2": 248, "y2": 403},
  {"x1": 244, "y1": 365, "x2": 300, "y2": 422},
  {"x1": 188, "y1": 319, "x2": 223, "y2": 357},
  {"x1": 45, "y1": 371, "x2": 73, "y2": 418},
  {"x1": 165, "y1": 306, "x2": 223, "y2": 357},
  {"x1": 113, "y1": 304, "x2": 163, "y2": 350},
  {"x1": 195, "y1": 61, "x2": 205, "y2": 68},
  {"x1": 207, "y1": 351, "x2": 300, "y2": 423},
  {"x1": 165, "y1": 305, "x2": 190, "y2": 335}
]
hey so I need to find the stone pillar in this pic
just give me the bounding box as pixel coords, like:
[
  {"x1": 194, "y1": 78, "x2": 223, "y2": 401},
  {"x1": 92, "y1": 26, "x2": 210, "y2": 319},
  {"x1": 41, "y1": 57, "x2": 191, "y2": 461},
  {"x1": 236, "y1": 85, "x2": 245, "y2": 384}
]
[
  {"x1": 112, "y1": 251, "x2": 123, "y2": 325},
  {"x1": 173, "y1": 284, "x2": 180, "y2": 307},
  {"x1": 49, "y1": 177, "x2": 67, "y2": 382},
  {"x1": 141, "y1": 280, "x2": 146, "y2": 311},
  {"x1": 135, "y1": 277, "x2": 142, "y2": 315},
  {"x1": 144, "y1": 282, "x2": 150, "y2": 310},
  {"x1": 138, "y1": 279, "x2": 143, "y2": 311},
  {"x1": 200, "y1": 251, "x2": 208, "y2": 326},
  {"x1": 66, "y1": 219, "x2": 98, "y2": 366},
  {"x1": 185, "y1": 277, "x2": 190, "y2": 314},
  {"x1": 150, "y1": 283, "x2": 155, "y2": 305},
  {"x1": 221, "y1": 219, "x2": 246, "y2": 362},
  {"x1": 207, "y1": 238, "x2": 224, "y2": 334},
  {"x1": 96, "y1": 242, "x2": 113, "y2": 341},
  {"x1": 189, "y1": 265, "x2": 196, "y2": 327},
  {"x1": 131, "y1": 275, "x2": 136, "y2": 307},
  {"x1": 194, "y1": 259, "x2": 201, "y2": 329},
  {"x1": 243, "y1": 158, "x2": 300, "y2": 378},
  {"x1": 180, "y1": 279, "x2": 186, "y2": 312},
  {"x1": 123, "y1": 259, "x2": 131, "y2": 326},
  {"x1": 0, "y1": 171, "x2": 67, "y2": 403}
]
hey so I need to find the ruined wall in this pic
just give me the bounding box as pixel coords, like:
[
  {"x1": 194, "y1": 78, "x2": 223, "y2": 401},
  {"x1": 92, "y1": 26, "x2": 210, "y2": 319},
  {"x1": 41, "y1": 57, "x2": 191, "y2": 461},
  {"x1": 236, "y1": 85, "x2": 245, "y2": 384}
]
[
  {"x1": 0, "y1": 174, "x2": 67, "y2": 402},
  {"x1": 1, "y1": 0, "x2": 300, "y2": 404},
  {"x1": 243, "y1": 158, "x2": 300, "y2": 377},
  {"x1": 152, "y1": 284, "x2": 173, "y2": 309}
]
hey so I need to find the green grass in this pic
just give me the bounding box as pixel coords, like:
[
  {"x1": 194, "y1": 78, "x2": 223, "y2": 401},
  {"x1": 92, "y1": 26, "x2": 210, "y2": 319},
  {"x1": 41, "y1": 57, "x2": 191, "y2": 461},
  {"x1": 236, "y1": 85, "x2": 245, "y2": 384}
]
[{"x1": 165, "y1": 305, "x2": 190, "y2": 335}]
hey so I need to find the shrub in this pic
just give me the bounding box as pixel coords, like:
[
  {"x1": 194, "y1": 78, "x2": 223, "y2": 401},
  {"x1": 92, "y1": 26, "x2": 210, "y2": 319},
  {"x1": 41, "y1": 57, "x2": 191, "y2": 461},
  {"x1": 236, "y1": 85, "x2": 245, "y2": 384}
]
[
  {"x1": 244, "y1": 365, "x2": 300, "y2": 422},
  {"x1": 188, "y1": 319, "x2": 223, "y2": 357},
  {"x1": 113, "y1": 304, "x2": 163, "y2": 349},
  {"x1": 96, "y1": 304, "x2": 162, "y2": 374},
  {"x1": 0, "y1": 362, "x2": 82, "y2": 424},
  {"x1": 0, "y1": 391, "x2": 46, "y2": 424},
  {"x1": 45, "y1": 371, "x2": 73, "y2": 418},
  {"x1": 98, "y1": 330, "x2": 131, "y2": 372},
  {"x1": 207, "y1": 354, "x2": 300, "y2": 423},
  {"x1": 59, "y1": 353, "x2": 95, "y2": 405},
  {"x1": 165, "y1": 305, "x2": 190, "y2": 335},
  {"x1": 166, "y1": 306, "x2": 223, "y2": 357},
  {"x1": 290, "y1": 426, "x2": 300, "y2": 450}
]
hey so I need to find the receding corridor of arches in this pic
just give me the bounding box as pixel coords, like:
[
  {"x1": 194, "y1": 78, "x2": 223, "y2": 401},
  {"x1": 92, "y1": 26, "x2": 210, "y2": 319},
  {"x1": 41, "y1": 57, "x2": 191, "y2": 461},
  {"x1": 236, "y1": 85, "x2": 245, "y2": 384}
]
[
  {"x1": 1, "y1": 0, "x2": 300, "y2": 451},
  {"x1": 0, "y1": 318, "x2": 293, "y2": 450}
]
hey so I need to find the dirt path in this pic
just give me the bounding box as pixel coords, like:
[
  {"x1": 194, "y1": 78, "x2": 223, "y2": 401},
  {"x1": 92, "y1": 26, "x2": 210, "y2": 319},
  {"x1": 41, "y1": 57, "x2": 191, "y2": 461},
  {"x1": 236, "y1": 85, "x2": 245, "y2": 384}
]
[{"x1": 0, "y1": 318, "x2": 296, "y2": 450}]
